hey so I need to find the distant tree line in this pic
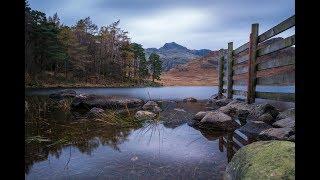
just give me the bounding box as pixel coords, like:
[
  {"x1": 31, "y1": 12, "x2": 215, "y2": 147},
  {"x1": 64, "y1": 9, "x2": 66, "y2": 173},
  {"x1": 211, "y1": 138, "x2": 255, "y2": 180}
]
[{"x1": 25, "y1": 1, "x2": 162, "y2": 85}]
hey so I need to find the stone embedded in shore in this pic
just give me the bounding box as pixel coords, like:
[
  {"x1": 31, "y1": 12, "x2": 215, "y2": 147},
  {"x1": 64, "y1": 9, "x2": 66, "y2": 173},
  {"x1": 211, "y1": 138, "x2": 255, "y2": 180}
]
[
  {"x1": 277, "y1": 108, "x2": 295, "y2": 120},
  {"x1": 49, "y1": 89, "x2": 77, "y2": 100},
  {"x1": 248, "y1": 103, "x2": 279, "y2": 120},
  {"x1": 210, "y1": 93, "x2": 226, "y2": 100},
  {"x1": 258, "y1": 127, "x2": 294, "y2": 141},
  {"x1": 183, "y1": 97, "x2": 197, "y2": 102},
  {"x1": 134, "y1": 110, "x2": 157, "y2": 120},
  {"x1": 273, "y1": 117, "x2": 295, "y2": 128},
  {"x1": 200, "y1": 111, "x2": 240, "y2": 131},
  {"x1": 87, "y1": 107, "x2": 105, "y2": 118},
  {"x1": 71, "y1": 94, "x2": 144, "y2": 110},
  {"x1": 256, "y1": 113, "x2": 275, "y2": 124},
  {"x1": 225, "y1": 140, "x2": 295, "y2": 180},
  {"x1": 238, "y1": 121, "x2": 273, "y2": 137}
]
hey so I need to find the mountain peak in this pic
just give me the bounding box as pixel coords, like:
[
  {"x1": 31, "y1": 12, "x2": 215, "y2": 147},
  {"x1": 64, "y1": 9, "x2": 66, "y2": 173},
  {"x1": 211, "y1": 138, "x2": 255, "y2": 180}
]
[{"x1": 160, "y1": 42, "x2": 188, "y2": 51}]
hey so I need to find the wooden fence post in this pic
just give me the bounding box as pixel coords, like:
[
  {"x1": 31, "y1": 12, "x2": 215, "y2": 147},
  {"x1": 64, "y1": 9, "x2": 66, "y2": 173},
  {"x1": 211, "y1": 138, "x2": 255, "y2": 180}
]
[
  {"x1": 227, "y1": 42, "x2": 234, "y2": 99},
  {"x1": 218, "y1": 56, "x2": 224, "y2": 95},
  {"x1": 247, "y1": 23, "x2": 259, "y2": 104}
]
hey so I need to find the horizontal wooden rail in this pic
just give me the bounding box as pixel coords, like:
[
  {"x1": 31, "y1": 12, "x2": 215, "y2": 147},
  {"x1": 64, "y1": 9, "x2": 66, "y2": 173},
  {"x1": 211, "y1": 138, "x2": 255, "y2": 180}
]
[
  {"x1": 257, "y1": 54, "x2": 295, "y2": 71},
  {"x1": 233, "y1": 73, "x2": 248, "y2": 81},
  {"x1": 256, "y1": 64, "x2": 295, "y2": 78},
  {"x1": 233, "y1": 64, "x2": 249, "y2": 75},
  {"x1": 233, "y1": 89, "x2": 247, "y2": 96},
  {"x1": 257, "y1": 35, "x2": 295, "y2": 57},
  {"x1": 256, "y1": 47, "x2": 295, "y2": 64},
  {"x1": 233, "y1": 79, "x2": 247, "y2": 86},
  {"x1": 234, "y1": 42, "x2": 249, "y2": 55},
  {"x1": 258, "y1": 15, "x2": 295, "y2": 43},
  {"x1": 234, "y1": 54, "x2": 249, "y2": 65},
  {"x1": 256, "y1": 71, "x2": 295, "y2": 85},
  {"x1": 255, "y1": 92, "x2": 295, "y2": 102}
]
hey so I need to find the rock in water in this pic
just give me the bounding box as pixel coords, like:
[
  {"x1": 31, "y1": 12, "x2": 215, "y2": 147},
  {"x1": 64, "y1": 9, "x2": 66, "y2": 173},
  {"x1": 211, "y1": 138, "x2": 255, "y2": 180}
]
[
  {"x1": 193, "y1": 111, "x2": 209, "y2": 121},
  {"x1": 183, "y1": 97, "x2": 197, "y2": 102},
  {"x1": 71, "y1": 94, "x2": 144, "y2": 110},
  {"x1": 200, "y1": 111, "x2": 240, "y2": 131},
  {"x1": 134, "y1": 111, "x2": 156, "y2": 120},
  {"x1": 225, "y1": 140, "x2": 295, "y2": 180},
  {"x1": 49, "y1": 89, "x2": 77, "y2": 100},
  {"x1": 273, "y1": 117, "x2": 295, "y2": 128},
  {"x1": 248, "y1": 103, "x2": 279, "y2": 120}
]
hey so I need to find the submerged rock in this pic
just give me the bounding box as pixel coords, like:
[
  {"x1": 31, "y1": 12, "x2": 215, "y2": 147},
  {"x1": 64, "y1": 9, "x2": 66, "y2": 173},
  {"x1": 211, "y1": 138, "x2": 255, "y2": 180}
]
[
  {"x1": 273, "y1": 117, "x2": 295, "y2": 128},
  {"x1": 49, "y1": 89, "x2": 77, "y2": 100},
  {"x1": 225, "y1": 140, "x2": 295, "y2": 180},
  {"x1": 142, "y1": 100, "x2": 162, "y2": 113},
  {"x1": 258, "y1": 127, "x2": 294, "y2": 141},
  {"x1": 183, "y1": 97, "x2": 197, "y2": 102},
  {"x1": 71, "y1": 94, "x2": 144, "y2": 110},
  {"x1": 200, "y1": 111, "x2": 240, "y2": 131},
  {"x1": 134, "y1": 110, "x2": 156, "y2": 120}
]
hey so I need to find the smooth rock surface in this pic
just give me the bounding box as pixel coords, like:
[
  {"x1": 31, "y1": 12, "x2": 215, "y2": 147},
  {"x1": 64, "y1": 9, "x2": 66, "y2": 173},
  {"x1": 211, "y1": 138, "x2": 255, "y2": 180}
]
[
  {"x1": 71, "y1": 94, "x2": 144, "y2": 109},
  {"x1": 273, "y1": 117, "x2": 295, "y2": 128},
  {"x1": 225, "y1": 140, "x2": 295, "y2": 180},
  {"x1": 258, "y1": 127, "x2": 294, "y2": 140},
  {"x1": 200, "y1": 111, "x2": 240, "y2": 131}
]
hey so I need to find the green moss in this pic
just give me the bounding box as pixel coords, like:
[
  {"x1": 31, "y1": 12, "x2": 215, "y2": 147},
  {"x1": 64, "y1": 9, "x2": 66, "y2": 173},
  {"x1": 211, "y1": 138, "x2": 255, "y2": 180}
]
[{"x1": 226, "y1": 140, "x2": 295, "y2": 180}]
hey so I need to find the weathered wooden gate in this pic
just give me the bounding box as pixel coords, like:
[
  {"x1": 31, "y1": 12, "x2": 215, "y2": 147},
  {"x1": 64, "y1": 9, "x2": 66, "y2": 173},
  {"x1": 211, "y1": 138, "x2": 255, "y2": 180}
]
[{"x1": 218, "y1": 15, "x2": 295, "y2": 103}]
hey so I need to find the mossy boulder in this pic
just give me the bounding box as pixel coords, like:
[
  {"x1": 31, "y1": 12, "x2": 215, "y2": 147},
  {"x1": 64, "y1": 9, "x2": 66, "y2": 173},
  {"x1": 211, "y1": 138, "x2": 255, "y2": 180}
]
[{"x1": 225, "y1": 140, "x2": 295, "y2": 180}]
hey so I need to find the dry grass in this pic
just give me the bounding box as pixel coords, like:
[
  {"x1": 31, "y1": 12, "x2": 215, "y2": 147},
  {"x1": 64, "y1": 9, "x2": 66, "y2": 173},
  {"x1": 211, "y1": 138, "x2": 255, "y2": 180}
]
[{"x1": 158, "y1": 58, "x2": 219, "y2": 86}]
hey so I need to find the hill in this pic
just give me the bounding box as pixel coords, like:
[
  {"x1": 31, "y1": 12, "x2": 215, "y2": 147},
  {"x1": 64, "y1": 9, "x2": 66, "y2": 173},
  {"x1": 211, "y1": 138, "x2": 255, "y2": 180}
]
[{"x1": 145, "y1": 42, "x2": 211, "y2": 71}]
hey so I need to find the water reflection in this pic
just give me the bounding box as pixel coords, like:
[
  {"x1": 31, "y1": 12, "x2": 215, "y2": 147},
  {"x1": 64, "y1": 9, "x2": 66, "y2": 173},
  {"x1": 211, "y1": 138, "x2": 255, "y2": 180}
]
[{"x1": 25, "y1": 96, "x2": 253, "y2": 179}]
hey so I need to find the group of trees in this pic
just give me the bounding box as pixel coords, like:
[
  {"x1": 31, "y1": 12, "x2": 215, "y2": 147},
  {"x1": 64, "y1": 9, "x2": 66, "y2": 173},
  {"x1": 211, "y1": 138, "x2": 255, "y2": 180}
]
[{"x1": 25, "y1": 1, "x2": 162, "y2": 84}]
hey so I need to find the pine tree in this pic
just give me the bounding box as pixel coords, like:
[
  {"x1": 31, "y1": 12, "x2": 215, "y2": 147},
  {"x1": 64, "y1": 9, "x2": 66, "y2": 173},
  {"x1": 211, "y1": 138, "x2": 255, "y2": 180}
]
[
  {"x1": 149, "y1": 53, "x2": 162, "y2": 82},
  {"x1": 131, "y1": 43, "x2": 149, "y2": 79}
]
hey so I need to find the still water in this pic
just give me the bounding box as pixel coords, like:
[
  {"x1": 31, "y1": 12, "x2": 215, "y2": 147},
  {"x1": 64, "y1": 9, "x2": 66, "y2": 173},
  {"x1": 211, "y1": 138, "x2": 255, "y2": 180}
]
[
  {"x1": 25, "y1": 86, "x2": 294, "y2": 179},
  {"x1": 25, "y1": 86, "x2": 295, "y2": 100}
]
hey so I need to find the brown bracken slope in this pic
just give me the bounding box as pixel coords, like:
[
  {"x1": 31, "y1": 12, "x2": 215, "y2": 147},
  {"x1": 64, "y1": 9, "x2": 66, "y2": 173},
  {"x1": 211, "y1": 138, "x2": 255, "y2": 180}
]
[{"x1": 158, "y1": 50, "x2": 225, "y2": 86}]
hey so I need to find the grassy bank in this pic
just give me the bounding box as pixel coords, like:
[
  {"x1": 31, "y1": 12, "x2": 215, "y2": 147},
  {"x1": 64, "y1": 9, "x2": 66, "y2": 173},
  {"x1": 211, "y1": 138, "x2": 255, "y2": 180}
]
[{"x1": 25, "y1": 72, "x2": 163, "y2": 88}]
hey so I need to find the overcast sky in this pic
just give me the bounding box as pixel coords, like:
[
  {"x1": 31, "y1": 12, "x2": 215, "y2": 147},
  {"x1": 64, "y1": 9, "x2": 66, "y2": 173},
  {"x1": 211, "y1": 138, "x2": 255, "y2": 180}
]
[{"x1": 29, "y1": 0, "x2": 295, "y2": 50}]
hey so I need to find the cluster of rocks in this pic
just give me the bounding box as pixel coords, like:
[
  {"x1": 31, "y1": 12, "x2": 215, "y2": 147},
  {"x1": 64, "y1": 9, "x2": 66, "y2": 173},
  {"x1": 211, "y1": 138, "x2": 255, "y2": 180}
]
[
  {"x1": 191, "y1": 94, "x2": 295, "y2": 142},
  {"x1": 49, "y1": 89, "x2": 166, "y2": 121}
]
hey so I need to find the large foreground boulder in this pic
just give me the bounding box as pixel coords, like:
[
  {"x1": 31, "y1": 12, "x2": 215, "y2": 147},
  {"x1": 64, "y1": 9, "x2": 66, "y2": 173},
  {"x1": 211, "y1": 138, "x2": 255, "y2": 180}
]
[
  {"x1": 225, "y1": 140, "x2": 295, "y2": 180},
  {"x1": 199, "y1": 111, "x2": 240, "y2": 131},
  {"x1": 49, "y1": 89, "x2": 76, "y2": 100},
  {"x1": 71, "y1": 94, "x2": 144, "y2": 109}
]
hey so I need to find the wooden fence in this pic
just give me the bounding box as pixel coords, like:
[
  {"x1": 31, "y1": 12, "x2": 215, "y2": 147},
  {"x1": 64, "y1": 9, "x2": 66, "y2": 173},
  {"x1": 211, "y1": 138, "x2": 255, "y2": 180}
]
[{"x1": 218, "y1": 15, "x2": 295, "y2": 103}]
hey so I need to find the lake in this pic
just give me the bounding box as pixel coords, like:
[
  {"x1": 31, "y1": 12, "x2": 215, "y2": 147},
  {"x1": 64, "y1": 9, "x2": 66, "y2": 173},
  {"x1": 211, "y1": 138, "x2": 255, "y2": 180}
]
[{"x1": 25, "y1": 86, "x2": 294, "y2": 179}]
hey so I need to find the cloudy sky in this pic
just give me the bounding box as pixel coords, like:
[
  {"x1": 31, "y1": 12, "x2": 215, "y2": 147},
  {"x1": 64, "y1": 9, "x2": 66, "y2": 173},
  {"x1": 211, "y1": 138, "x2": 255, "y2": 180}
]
[{"x1": 28, "y1": 0, "x2": 295, "y2": 50}]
